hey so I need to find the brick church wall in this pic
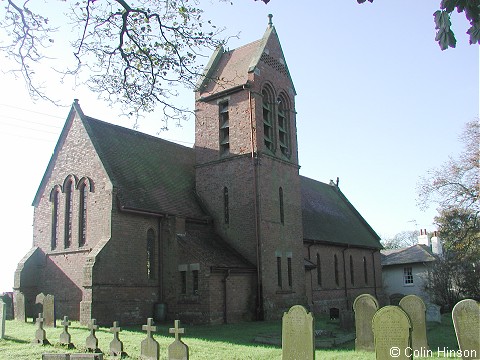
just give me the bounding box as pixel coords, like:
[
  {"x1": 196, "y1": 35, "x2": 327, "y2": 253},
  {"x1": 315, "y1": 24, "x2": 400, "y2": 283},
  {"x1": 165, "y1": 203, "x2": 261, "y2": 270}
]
[{"x1": 21, "y1": 112, "x2": 113, "y2": 321}]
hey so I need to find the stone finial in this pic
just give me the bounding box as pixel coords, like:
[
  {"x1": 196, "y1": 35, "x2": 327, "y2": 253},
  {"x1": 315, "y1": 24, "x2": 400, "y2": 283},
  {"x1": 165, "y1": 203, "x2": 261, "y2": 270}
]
[{"x1": 268, "y1": 14, "x2": 273, "y2": 28}]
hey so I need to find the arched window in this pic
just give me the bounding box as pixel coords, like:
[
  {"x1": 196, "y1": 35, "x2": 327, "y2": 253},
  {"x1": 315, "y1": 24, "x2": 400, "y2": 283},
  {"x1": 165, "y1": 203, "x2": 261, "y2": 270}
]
[
  {"x1": 277, "y1": 93, "x2": 291, "y2": 158},
  {"x1": 363, "y1": 256, "x2": 368, "y2": 285},
  {"x1": 64, "y1": 178, "x2": 74, "y2": 248},
  {"x1": 279, "y1": 187, "x2": 284, "y2": 224},
  {"x1": 223, "y1": 187, "x2": 229, "y2": 224},
  {"x1": 350, "y1": 255, "x2": 355, "y2": 286},
  {"x1": 50, "y1": 187, "x2": 60, "y2": 250},
  {"x1": 334, "y1": 254, "x2": 339, "y2": 286},
  {"x1": 316, "y1": 253, "x2": 322, "y2": 287},
  {"x1": 262, "y1": 87, "x2": 274, "y2": 152},
  {"x1": 147, "y1": 229, "x2": 155, "y2": 279},
  {"x1": 219, "y1": 101, "x2": 230, "y2": 155},
  {"x1": 78, "y1": 180, "x2": 88, "y2": 247}
]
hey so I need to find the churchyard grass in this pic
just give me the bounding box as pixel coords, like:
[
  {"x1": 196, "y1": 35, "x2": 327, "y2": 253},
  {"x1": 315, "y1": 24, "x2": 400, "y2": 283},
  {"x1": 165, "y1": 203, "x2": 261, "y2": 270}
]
[{"x1": 0, "y1": 314, "x2": 462, "y2": 359}]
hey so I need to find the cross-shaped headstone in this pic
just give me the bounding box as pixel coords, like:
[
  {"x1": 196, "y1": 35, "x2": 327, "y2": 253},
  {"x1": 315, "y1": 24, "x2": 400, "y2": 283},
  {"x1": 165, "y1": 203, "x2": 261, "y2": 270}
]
[
  {"x1": 32, "y1": 313, "x2": 50, "y2": 345},
  {"x1": 141, "y1": 318, "x2": 159, "y2": 360},
  {"x1": 109, "y1": 321, "x2": 125, "y2": 357},
  {"x1": 59, "y1": 316, "x2": 74, "y2": 348},
  {"x1": 142, "y1": 318, "x2": 157, "y2": 338},
  {"x1": 168, "y1": 320, "x2": 189, "y2": 360},
  {"x1": 85, "y1": 319, "x2": 100, "y2": 353},
  {"x1": 169, "y1": 320, "x2": 185, "y2": 341}
]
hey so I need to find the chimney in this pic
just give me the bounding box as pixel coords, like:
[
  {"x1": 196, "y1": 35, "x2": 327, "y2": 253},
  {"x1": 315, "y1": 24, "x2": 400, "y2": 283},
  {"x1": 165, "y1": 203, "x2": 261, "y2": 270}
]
[
  {"x1": 417, "y1": 229, "x2": 430, "y2": 246},
  {"x1": 430, "y1": 231, "x2": 443, "y2": 256}
]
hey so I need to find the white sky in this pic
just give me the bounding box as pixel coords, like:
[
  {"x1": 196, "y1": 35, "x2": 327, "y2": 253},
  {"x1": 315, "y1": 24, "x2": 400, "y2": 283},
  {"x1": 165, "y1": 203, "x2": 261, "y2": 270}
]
[{"x1": 0, "y1": 1, "x2": 478, "y2": 292}]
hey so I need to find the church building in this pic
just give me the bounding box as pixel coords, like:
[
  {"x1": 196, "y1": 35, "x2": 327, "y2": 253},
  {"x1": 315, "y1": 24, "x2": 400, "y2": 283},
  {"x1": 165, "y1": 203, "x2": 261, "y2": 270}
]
[{"x1": 14, "y1": 16, "x2": 384, "y2": 325}]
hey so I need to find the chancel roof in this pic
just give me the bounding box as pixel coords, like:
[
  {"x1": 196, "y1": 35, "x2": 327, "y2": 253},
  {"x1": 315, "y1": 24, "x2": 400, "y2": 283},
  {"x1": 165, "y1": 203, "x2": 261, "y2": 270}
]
[
  {"x1": 301, "y1": 176, "x2": 382, "y2": 249},
  {"x1": 381, "y1": 245, "x2": 437, "y2": 266}
]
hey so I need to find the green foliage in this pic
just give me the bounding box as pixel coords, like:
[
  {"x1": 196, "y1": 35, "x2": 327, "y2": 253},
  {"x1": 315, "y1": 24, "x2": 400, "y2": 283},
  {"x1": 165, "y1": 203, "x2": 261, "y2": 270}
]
[
  {"x1": 417, "y1": 119, "x2": 479, "y2": 259},
  {"x1": 358, "y1": 0, "x2": 480, "y2": 50}
]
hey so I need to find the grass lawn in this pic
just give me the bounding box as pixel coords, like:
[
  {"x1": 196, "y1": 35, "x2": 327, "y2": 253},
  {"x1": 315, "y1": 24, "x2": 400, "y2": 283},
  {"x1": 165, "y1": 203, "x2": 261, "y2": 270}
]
[{"x1": 0, "y1": 314, "x2": 462, "y2": 359}]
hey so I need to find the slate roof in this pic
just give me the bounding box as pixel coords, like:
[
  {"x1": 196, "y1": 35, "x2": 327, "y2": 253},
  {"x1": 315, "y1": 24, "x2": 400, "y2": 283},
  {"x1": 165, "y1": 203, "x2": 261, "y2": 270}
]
[
  {"x1": 196, "y1": 25, "x2": 295, "y2": 97},
  {"x1": 381, "y1": 245, "x2": 437, "y2": 266},
  {"x1": 177, "y1": 227, "x2": 255, "y2": 271},
  {"x1": 301, "y1": 176, "x2": 382, "y2": 249},
  {"x1": 80, "y1": 113, "x2": 208, "y2": 220}
]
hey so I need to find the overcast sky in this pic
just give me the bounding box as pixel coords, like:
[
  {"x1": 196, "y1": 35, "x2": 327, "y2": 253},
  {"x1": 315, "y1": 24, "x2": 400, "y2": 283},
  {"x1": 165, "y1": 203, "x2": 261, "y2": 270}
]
[{"x1": 0, "y1": 1, "x2": 478, "y2": 292}]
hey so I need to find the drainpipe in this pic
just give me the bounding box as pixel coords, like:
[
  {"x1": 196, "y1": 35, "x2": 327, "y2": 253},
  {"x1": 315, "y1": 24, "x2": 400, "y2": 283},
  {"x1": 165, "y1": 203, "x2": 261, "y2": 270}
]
[
  {"x1": 249, "y1": 89, "x2": 264, "y2": 320},
  {"x1": 223, "y1": 269, "x2": 231, "y2": 324},
  {"x1": 158, "y1": 217, "x2": 163, "y2": 303},
  {"x1": 342, "y1": 247, "x2": 349, "y2": 309},
  {"x1": 371, "y1": 250, "x2": 378, "y2": 299}
]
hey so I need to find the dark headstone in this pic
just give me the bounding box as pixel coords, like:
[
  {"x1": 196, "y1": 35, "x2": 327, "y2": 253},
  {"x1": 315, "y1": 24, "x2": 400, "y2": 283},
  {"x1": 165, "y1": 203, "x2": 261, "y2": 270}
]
[
  {"x1": 168, "y1": 320, "x2": 189, "y2": 360},
  {"x1": 389, "y1": 293, "x2": 404, "y2": 306},
  {"x1": 59, "y1": 316, "x2": 75, "y2": 348},
  {"x1": 14, "y1": 291, "x2": 26, "y2": 322},
  {"x1": 109, "y1": 321, "x2": 126, "y2": 357},
  {"x1": 85, "y1": 319, "x2": 101, "y2": 353},
  {"x1": 0, "y1": 292, "x2": 14, "y2": 320},
  {"x1": 32, "y1": 313, "x2": 50, "y2": 345},
  {"x1": 339, "y1": 310, "x2": 354, "y2": 330},
  {"x1": 141, "y1": 318, "x2": 160, "y2": 360},
  {"x1": 43, "y1": 294, "x2": 56, "y2": 327},
  {"x1": 329, "y1": 307, "x2": 339, "y2": 320},
  {"x1": 425, "y1": 303, "x2": 441, "y2": 323}
]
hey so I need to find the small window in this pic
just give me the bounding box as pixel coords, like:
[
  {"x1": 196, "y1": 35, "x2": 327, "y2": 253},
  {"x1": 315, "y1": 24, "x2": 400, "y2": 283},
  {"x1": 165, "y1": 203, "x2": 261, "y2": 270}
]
[
  {"x1": 180, "y1": 271, "x2": 187, "y2": 294},
  {"x1": 78, "y1": 180, "x2": 88, "y2": 247},
  {"x1": 147, "y1": 229, "x2": 155, "y2": 279},
  {"x1": 277, "y1": 256, "x2": 282, "y2": 288},
  {"x1": 192, "y1": 270, "x2": 199, "y2": 295},
  {"x1": 334, "y1": 254, "x2": 339, "y2": 286},
  {"x1": 363, "y1": 257, "x2": 368, "y2": 285},
  {"x1": 219, "y1": 101, "x2": 229, "y2": 155},
  {"x1": 404, "y1": 267, "x2": 413, "y2": 285},
  {"x1": 50, "y1": 187, "x2": 60, "y2": 250},
  {"x1": 350, "y1": 255, "x2": 354, "y2": 286},
  {"x1": 279, "y1": 187, "x2": 284, "y2": 224},
  {"x1": 316, "y1": 253, "x2": 322, "y2": 287},
  {"x1": 64, "y1": 178, "x2": 74, "y2": 248},
  {"x1": 287, "y1": 256, "x2": 293, "y2": 287},
  {"x1": 223, "y1": 187, "x2": 229, "y2": 224}
]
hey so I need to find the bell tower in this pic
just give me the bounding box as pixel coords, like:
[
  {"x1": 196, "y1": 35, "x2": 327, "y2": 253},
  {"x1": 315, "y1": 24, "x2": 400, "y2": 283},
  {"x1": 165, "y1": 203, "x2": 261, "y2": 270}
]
[{"x1": 194, "y1": 15, "x2": 306, "y2": 319}]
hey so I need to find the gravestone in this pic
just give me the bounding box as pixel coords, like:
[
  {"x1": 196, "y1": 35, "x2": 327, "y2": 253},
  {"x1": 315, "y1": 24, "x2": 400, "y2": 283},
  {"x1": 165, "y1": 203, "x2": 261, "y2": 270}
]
[
  {"x1": 425, "y1": 303, "x2": 441, "y2": 323},
  {"x1": 340, "y1": 310, "x2": 354, "y2": 330},
  {"x1": 59, "y1": 316, "x2": 74, "y2": 348},
  {"x1": 281, "y1": 305, "x2": 315, "y2": 360},
  {"x1": 85, "y1": 319, "x2": 101, "y2": 353},
  {"x1": 0, "y1": 292, "x2": 14, "y2": 320},
  {"x1": 43, "y1": 294, "x2": 56, "y2": 327},
  {"x1": 0, "y1": 300, "x2": 5, "y2": 339},
  {"x1": 141, "y1": 318, "x2": 159, "y2": 360},
  {"x1": 399, "y1": 295, "x2": 429, "y2": 352},
  {"x1": 109, "y1": 321, "x2": 126, "y2": 357},
  {"x1": 452, "y1": 299, "x2": 480, "y2": 360},
  {"x1": 14, "y1": 291, "x2": 26, "y2": 322},
  {"x1": 33, "y1": 313, "x2": 50, "y2": 345},
  {"x1": 353, "y1": 294, "x2": 379, "y2": 352},
  {"x1": 168, "y1": 320, "x2": 189, "y2": 360},
  {"x1": 372, "y1": 306, "x2": 412, "y2": 360},
  {"x1": 42, "y1": 354, "x2": 104, "y2": 360}
]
